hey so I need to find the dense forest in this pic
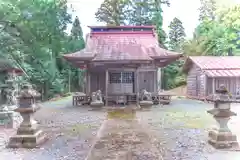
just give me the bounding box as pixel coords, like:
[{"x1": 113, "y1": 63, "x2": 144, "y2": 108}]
[{"x1": 0, "y1": 0, "x2": 240, "y2": 99}]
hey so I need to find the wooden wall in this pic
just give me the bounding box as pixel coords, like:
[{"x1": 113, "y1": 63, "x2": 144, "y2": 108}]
[
  {"x1": 90, "y1": 71, "x2": 105, "y2": 94},
  {"x1": 89, "y1": 65, "x2": 158, "y2": 94},
  {"x1": 206, "y1": 77, "x2": 240, "y2": 96},
  {"x1": 187, "y1": 64, "x2": 240, "y2": 99},
  {"x1": 187, "y1": 64, "x2": 202, "y2": 98}
]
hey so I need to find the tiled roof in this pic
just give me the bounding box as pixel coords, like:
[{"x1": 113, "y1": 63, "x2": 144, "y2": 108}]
[{"x1": 64, "y1": 26, "x2": 182, "y2": 62}]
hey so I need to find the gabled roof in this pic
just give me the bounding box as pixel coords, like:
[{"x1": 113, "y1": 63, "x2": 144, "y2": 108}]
[
  {"x1": 64, "y1": 26, "x2": 182, "y2": 64},
  {"x1": 183, "y1": 56, "x2": 240, "y2": 77}
]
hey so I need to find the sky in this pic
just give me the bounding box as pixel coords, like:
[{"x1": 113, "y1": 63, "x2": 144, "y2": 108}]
[{"x1": 67, "y1": 0, "x2": 240, "y2": 38}]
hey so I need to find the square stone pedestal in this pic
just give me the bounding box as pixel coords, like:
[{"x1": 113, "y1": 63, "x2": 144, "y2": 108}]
[
  {"x1": 8, "y1": 129, "x2": 47, "y2": 148},
  {"x1": 208, "y1": 128, "x2": 238, "y2": 149}
]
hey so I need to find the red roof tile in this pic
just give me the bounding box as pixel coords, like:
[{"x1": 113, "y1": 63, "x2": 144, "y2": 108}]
[
  {"x1": 64, "y1": 26, "x2": 182, "y2": 62},
  {"x1": 189, "y1": 56, "x2": 240, "y2": 70},
  {"x1": 204, "y1": 70, "x2": 240, "y2": 77}
]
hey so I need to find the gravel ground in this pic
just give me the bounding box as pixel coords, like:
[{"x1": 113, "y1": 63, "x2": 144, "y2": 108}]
[
  {"x1": 1, "y1": 98, "x2": 240, "y2": 160},
  {"x1": 137, "y1": 99, "x2": 240, "y2": 160},
  {"x1": 0, "y1": 97, "x2": 106, "y2": 160}
]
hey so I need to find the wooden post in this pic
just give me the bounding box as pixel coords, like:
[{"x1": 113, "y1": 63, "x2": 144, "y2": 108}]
[
  {"x1": 105, "y1": 69, "x2": 109, "y2": 106},
  {"x1": 135, "y1": 68, "x2": 139, "y2": 105},
  {"x1": 86, "y1": 70, "x2": 91, "y2": 95},
  {"x1": 154, "y1": 69, "x2": 157, "y2": 93},
  {"x1": 212, "y1": 78, "x2": 215, "y2": 94},
  {"x1": 83, "y1": 70, "x2": 86, "y2": 93}
]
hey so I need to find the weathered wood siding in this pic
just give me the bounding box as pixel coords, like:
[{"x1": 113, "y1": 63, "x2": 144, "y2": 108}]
[
  {"x1": 206, "y1": 77, "x2": 240, "y2": 96},
  {"x1": 138, "y1": 71, "x2": 155, "y2": 92},
  {"x1": 186, "y1": 64, "x2": 205, "y2": 98},
  {"x1": 90, "y1": 71, "x2": 105, "y2": 94},
  {"x1": 89, "y1": 65, "x2": 158, "y2": 94},
  {"x1": 108, "y1": 83, "x2": 133, "y2": 94}
]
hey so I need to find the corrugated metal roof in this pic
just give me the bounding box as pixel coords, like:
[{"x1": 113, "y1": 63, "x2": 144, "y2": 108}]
[
  {"x1": 189, "y1": 56, "x2": 240, "y2": 70},
  {"x1": 204, "y1": 70, "x2": 240, "y2": 77}
]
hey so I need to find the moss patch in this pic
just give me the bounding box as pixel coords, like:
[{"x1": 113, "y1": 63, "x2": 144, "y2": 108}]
[
  {"x1": 163, "y1": 109, "x2": 213, "y2": 129},
  {"x1": 107, "y1": 110, "x2": 136, "y2": 119}
]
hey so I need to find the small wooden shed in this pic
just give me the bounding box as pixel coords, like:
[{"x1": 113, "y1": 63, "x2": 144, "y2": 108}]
[
  {"x1": 183, "y1": 56, "x2": 240, "y2": 100},
  {"x1": 64, "y1": 26, "x2": 182, "y2": 105}
]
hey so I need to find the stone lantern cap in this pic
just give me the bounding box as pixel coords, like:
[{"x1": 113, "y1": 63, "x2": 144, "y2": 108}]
[{"x1": 17, "y1": 84, "x2": 40, "y2": 99}]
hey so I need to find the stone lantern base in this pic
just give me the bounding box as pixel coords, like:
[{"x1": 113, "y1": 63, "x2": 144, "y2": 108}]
[
  {"x1": 8, "y1": 130, "x2": 47, "y2": 148},
  {"x1": 7, "y1": 107, "x2": 47, "y2": 148},
  {"x1": 208, "y1": 128, "x2": 238, "y2": 149}
]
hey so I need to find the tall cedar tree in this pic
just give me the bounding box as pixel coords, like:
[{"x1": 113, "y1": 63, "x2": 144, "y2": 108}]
[
  {"x1": 70, "y1": 16, "x2": 85, "y2": 50},
  {"x1": 168, "y1": 17, "x2": 186, "y2": 51},
  {"x1": 199, "y1": 0, "x2": 217, "y2": 21},
  {"x1": 153, "y1": 0, "x2": 170, "y2": 48},
  {"x1": 95, "y1": 0, "x2": 129, "y2": 25},
  {"x1": 128, "y1": 0, "x2": 155, "y2": 25}
]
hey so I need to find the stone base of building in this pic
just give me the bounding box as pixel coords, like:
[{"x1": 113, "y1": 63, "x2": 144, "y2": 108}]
[
  {"x1": 139, "y1": 101, "x2": 153, "y2": 108},
  {"x1": 8, "y1": 130, "x2": 47, "y2": 148},
  {"x1": 0, "y1": 111, "x2": 22, "y2": 129},
  {"x1": 90, "y1": 101, "x2": 104, "y2": 108},
  {"x1": 208, "y1": 128, "x2": 238, "y2": 149}
]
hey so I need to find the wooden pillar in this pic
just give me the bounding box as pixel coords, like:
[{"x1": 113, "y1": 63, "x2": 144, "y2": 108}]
[
  {"x1": 212, "y1": 77, "x2": 215, "y2": 94},
  {"x1": 86, "y1": 70, "x2": 91, "y2": 95},
  {"x1": 154, "y1": 69, "x2": 157, "y2": 93},
  {"x1": 135, "y1": 68, "x2": 139, "y2": 105},
  {"x1": 105, "y1": 69, "x2": 109, "y2": 106},
  {"x1": 157, "y1": 68, "x2": 162, "y2": 91}
]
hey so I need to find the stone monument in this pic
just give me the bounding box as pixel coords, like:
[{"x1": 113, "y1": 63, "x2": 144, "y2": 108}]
[
  {"x1": 0, "y1": 78, "x2": 22, "y2": 128},
  {"x1": 8, "y1": 84, "x2": 47, "y2": 148},
  {"x1": 90, "y1": 90, "x2": 104, "y2": 107},
  {"x1": 139, "y1": 89, "x2": 153, "y2": 108},
  {"x1": 206, "y1": 84, "x2": 238, "y2": 149}
]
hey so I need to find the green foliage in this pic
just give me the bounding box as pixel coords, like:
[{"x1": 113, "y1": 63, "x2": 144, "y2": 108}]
[
  {"x1": 199, "y1": 0, "x2": 217, "y2": 21},
  {"x1": 183, "y1": 4, "x2": 240, "y2": 56},
  {"x1": 95, "y1": 0, "x2": 130, "y2": 25},
  {"x1": 0, "y1": 0, "x2": 85, "y2": 100},
  {"x1": 163, "y1": 17, "x2": 186, "y2": 89},
  {"x1": 168, "y1": 17, "x2": 186, "y2": 51}
]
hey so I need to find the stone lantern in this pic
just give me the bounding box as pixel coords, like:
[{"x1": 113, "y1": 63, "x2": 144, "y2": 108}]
[
  {"x1": 8, "y1": 84, "x2": 47, "y2": 148},
  {"x1": 206, "y1": 84, "x2": 238, "y2": 149}
]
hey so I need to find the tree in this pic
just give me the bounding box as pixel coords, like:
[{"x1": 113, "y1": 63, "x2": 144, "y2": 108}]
[
  {"x1": 153, "y1": 0, "x2": 170, "y2": 48},
  {"x1": 95, "y1": 0, "x2": 129, "y2": 25},
  {"x1": 168, "y1": 17, "x2": 186, "y2": 51},
  {"x1": 184, "y1": 4, "x2": 240, "y2": 56},
  {"x1": 0, "y1": 0, "x2": 85, "y2": 99},
  {"x1": 70, "y1": 16, "x2": 85, "y2": 51},
  {"x1": 128, "y1": 0, "x2": 155, "y2": 25},
  {"x1": 199, "y1": 0, "x2": 217, "y2": 21}
]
